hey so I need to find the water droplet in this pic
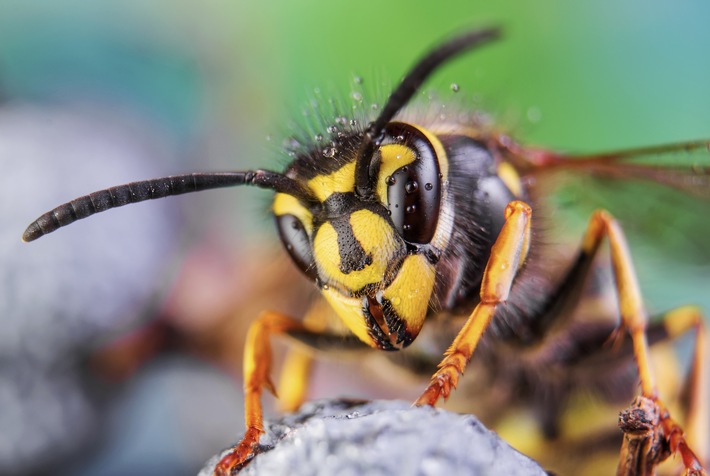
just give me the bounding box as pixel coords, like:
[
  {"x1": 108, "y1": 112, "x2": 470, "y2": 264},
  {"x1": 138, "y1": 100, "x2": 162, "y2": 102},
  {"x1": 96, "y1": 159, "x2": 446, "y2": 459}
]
[
  {"x1": 336, "y1": 116, "x2": 348, "y2": 125},
  {"x1": 424, "y1": 182, "x2": 433, "y2": 191},
  {"x1": 371, "y1": 103, "x2": 380, "y2": 110},
  {"x1": 314, "y1": 134, "x2": 324, "y2": 142},
  {"x1": 403, "y1": 224, "x2": 411, "y2": 231},
  {"x1": 450, "y1": 83, "x2": 460, "y2": 92},
  {"x1": 322, "y1": 147, "x2": 336, "y2": 158},
  {"x1": 287, "y1": 137, "x2": 301, "y2": 149},
  {"x1": 396, "y1": 135, "x2": 405, "y2": 142},
  {"x1": 352, "y1": 91, "x2": 363, "y2": 101},
  {"x1": 386, "y1": 176, "x2": 396, "y2": 186},
  {"x1": 350, "y1": 119, "x2": 358, "y2": 126},
  {"x1": 406, "y1": 205, "x2": 416, "y2": 214},
  {"x1": 354, "y1": 75, "x2": 363, "y2": 85},
  {"x1": 402, "y1": 166, "x2": 409, "y2": 173},
  {"x1": 386, "y1": 209, "x2": 392, "y2": 216},
  {"x1": 405, "y1": 181, "x2": 418, "y2": 193},
  {"x1": 323, "y1": 284, "x2": 330, "y2": 291},
  {"x1": 327, "y1": 125, "x2": 338, "y2": 134}
]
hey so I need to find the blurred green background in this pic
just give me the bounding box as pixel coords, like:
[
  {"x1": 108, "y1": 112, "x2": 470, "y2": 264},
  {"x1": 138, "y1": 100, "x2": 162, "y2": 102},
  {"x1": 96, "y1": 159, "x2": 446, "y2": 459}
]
[
  {"x1": 3, "y1": 1, "x2": 709, "y2": 150},
  {"x1": 0, "y1": 1, "x2": 708, "y2": 475}
]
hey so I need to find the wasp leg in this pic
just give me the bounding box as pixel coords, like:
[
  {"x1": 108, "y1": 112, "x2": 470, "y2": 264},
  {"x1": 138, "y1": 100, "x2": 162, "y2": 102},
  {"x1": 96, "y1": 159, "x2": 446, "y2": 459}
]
[
  {"x1": 576, "y1": 211, "x2": 707, "y2": 475},
  {"x1": 277, "y1": 348, "x2": 314, "y2": 413},
  {"x1": 277, "y1": 302, "x2": 322, "y2": 413},
  {"x1": 674, "y1": 307, "x2": 710, "y2": 467},
  {"x1": 213, "y1": 311, "x2": 302, "y2": 475},
  {"x1": 213, "y1": 310, "x2": 368, "y2": 476},
  {"x1": 655, "y1": 306, "x2": 708, "y2": 469},
  {"x1": 414, "y1": 200, "x2": 532, "y2": 406}
]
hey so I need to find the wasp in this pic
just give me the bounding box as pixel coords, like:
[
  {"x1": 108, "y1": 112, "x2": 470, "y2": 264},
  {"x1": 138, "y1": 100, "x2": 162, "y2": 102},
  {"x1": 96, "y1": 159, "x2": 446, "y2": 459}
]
[{"x1": 23, "y1": 28, "x2": 709, "y2": 475}]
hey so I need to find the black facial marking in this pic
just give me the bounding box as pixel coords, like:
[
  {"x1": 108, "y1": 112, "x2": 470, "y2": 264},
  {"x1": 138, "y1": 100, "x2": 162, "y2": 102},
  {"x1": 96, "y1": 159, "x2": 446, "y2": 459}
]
[
  {"x1": 330, "y1": 215, "x2": 372, "y2": 274},
  {"x1": 381, "y1": 298, "x2": 414, "y2": 347},
  {"x1": 318, "y1": 192, "x2": 390, "y2": 275}
]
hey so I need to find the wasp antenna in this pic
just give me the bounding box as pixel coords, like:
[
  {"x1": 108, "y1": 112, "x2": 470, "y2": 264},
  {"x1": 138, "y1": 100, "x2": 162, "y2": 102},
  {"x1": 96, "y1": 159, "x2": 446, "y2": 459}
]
[
  {"x1": 355, "y1": 27, "x2": 501, "y2": 198},
  {"x1": 22, "y1": 170, "x2": 309, "y2": 242}
]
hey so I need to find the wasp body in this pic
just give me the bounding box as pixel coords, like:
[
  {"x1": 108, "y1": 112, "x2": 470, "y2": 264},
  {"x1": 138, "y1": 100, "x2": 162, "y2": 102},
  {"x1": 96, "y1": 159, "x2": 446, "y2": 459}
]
[{"x1": 23, "y1": 29, "x2": 709, "y2": 475}]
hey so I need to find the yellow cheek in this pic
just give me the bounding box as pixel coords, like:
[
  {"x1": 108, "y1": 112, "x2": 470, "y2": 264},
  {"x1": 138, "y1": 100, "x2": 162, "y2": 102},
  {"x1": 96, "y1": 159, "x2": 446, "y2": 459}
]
[
  {"x1": 350, "y1": 209, "x2": 399, "y2": 270},
  {"x1": 312, "y1": 210, "x2": 399, "y2": 291},
  {"x1": 321, "y1": 287, "x2": 376, "y2": 347},
  {"x1": 382, "y1": 254, "x2": 435, "y2": 333}
]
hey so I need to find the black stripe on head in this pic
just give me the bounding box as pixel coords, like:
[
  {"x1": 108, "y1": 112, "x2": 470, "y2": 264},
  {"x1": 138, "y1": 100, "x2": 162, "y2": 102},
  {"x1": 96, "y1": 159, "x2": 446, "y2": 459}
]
[{"x1": 329, "y1": 214, "x2": 372, "y2": 274}]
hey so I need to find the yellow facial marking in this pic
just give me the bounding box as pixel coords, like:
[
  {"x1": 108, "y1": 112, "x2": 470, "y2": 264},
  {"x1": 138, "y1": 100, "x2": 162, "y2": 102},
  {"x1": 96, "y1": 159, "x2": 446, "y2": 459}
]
[
  {"x1": 375, "y1": 144, "x2": 417, "y2": 203},
  {"x1": 312, "y1": 221, "x2": 341, "y2": 276},
  {"x1": 273, "y1": 193, "x2": 313, "y2": 233},
  {"x1": 350, "y1": 209, "x2": 399, "y2": 265},
  {"x1": 382, "y1": 254, "x2": 435, "y2": 333},
  {"x1": 312, "y1": 210, "x2": 399, "y2": 291},
  {"x1": 307, "y1": 161, "x2": 356, "y2": 202},
  {"x1": 321, "y1": 286, "x2": 376, "y2": 347}
]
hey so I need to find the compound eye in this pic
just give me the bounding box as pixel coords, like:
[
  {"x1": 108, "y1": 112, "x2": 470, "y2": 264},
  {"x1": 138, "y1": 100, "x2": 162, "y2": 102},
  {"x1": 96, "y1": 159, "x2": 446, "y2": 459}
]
[
  {"x1": 383, "y1": 124, "x2": 441, "y2": 244},
  {"x1": 276, "y1": 214, "x2": 318, "y2": 280}
]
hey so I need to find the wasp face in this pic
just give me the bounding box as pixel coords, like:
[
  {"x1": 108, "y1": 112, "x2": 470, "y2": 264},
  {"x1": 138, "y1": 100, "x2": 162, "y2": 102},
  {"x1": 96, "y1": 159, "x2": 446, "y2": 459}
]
[{"x1": 274, "y1": 122, "x2": 453, "y2": 350}]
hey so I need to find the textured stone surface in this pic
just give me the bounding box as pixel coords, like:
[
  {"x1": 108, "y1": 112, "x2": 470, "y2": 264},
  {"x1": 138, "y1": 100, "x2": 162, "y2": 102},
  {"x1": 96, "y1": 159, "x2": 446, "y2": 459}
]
[{"x1": 200, "y1": 399, "x2": 546, "y2": 476}]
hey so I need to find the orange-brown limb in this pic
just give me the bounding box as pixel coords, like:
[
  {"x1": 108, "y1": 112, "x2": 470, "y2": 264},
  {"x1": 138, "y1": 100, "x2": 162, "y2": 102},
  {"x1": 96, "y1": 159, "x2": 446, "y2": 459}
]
[
  {"x1": 576, "y1": 210, "x2": 706, "y2": 475},
  {"x1": 213, "y1": 311, "x2": 368, "y2": 476},
  {"x1": 213, "y1": 311, "x2": 309, "y2": 476},
  {"x1": 661, "y1": 306, "x2": 709, "y2": 469},
  {"x1": 414, "y1": 200, "x2": 532, "y2": 406}
]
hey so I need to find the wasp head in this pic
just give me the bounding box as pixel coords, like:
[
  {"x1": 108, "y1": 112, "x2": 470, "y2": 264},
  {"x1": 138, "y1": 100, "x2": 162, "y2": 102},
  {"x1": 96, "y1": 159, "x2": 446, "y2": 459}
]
[{"x1": 274, "y1": 122, "x2": 454, "y2": 350}]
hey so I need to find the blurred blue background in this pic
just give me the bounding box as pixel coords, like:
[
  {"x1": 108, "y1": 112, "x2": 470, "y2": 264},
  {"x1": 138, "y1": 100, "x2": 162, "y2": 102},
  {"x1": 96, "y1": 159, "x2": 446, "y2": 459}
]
[{"x1": 0, "y1": 1, "x2": 709, "y2": 475}]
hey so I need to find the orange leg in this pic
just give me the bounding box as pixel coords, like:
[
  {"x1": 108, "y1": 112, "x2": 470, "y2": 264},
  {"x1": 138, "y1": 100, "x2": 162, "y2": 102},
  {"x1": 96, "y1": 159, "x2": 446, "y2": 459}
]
[
  {"x1": 662, "y1": 306, "x2": 709, "y2": 468},
  {"x1": 577, "y1": 211, "x2": 706, "y2": 475},
  {"x1": 414, "y1": 200, "x2": 532, "y2": 406},
  {"x1": 277, "y1": 348, "x2": 314, "y2": 413},
  {"x1": 213, "y1": 311, "x2": 308, "y2": 476}
]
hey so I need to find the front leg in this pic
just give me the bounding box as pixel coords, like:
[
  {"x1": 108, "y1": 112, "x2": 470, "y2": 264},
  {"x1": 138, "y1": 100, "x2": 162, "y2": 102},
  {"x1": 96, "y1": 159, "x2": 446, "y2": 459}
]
[
  {"x1": 213, "y1": 309, "x2": 370, "y2": 475},
  {"x1": 415, "y1": 200, "x2": 532, "y2": 406},
  {"x1": 213, "y1": 311, "x2": 308, "y2": 476}
]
